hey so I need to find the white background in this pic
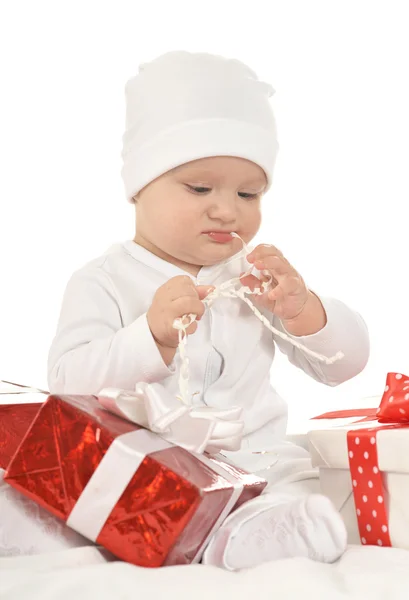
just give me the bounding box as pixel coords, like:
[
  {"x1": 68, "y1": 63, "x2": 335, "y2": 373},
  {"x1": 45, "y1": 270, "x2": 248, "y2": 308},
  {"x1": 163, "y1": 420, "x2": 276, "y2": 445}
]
[{"x1": 0, "y1": 1, "x2": 408, "y2": 426}]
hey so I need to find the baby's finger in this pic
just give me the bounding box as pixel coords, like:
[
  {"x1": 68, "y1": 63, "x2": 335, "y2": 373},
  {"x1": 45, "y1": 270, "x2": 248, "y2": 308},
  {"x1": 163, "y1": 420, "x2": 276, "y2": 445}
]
[
  {"x1": 240, "y1": 273, "x2": 263, "y2": 292},
  {"x1": 163, "y1": 276, "x2": 197, "y2": 301},
  {"x1": 185, "y1": 321, "x2": 199, "y2": 335},
  {"x1": 254, "y1": 255, "x2": 292, "y2": 278},
  {"x1": 258, "y1": 271, "x2": 277, "y2": 286},
  {"x1": 278, "y1": 274, "x2": 303, "y2": 296},
  {"x1": 196, "y1": 285, "x2": 215, "y2": 300},
  {"x1": 268, "y1": 285, "x2": 284, "y2": 302},
  {"x1": 172, "y1": 296, "x2": 205, "y2": 320},
  {"x1": 247, "y1": 244, "x2": 283, "y2": 264}
]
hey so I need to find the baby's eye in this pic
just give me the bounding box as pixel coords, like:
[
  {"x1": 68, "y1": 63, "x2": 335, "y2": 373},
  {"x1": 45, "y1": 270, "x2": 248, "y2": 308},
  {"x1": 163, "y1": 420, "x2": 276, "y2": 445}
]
[
  {"x1": 186, "y1": 185, "x2": 211, "y2": 194},
  {"x1": 239, "y1": 192, "x2": 259, "y2": 200}
]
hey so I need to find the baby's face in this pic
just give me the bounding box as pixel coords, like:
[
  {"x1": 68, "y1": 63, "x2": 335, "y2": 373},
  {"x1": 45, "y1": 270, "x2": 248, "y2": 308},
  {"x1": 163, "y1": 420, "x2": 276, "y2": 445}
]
[{"x1": 134, "y1": 156, "x2": 267, "y2": 274}]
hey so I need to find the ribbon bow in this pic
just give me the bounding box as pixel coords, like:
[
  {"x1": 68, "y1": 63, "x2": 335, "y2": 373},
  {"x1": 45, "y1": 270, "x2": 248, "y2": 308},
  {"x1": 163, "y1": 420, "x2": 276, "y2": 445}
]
[
  {"x1": 313, "y1": 372, "x2": 409, "y2": 548},
  {"x1": 375, "y1": 372, "x2": 409, "y2": 422},
  {"x1": 98, "y1": 382, "x2": 245, "y2": 455},
  {"x1": 314, "y1": 372, "x2": 409, "y2": 425}
]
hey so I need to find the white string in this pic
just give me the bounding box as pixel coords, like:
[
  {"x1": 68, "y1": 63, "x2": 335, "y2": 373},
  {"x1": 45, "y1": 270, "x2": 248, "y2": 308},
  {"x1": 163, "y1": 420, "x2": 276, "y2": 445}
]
[{"x1": 173, "y1": 233, "x2": 344, "y2": 405}]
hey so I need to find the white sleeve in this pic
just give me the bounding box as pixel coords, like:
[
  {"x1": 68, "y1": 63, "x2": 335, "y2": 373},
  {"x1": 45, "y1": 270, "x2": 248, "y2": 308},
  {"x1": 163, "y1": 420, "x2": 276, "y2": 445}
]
[
  {"x1": 47, "y1": 266, "x2": 176, "y2": 394},
  {"x1": 272, "y1": 296, "x2": 370, "y2": 386}
]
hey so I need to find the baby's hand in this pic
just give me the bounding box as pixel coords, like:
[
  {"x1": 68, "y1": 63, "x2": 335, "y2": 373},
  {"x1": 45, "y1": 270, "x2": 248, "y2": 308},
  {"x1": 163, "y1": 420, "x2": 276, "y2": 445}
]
[
  {"x1": 147, "y1": 276, "x2": 214, "y2": 364},
  {"x1": 242, "y1": 245, "x2": 324, "y2": 332}
]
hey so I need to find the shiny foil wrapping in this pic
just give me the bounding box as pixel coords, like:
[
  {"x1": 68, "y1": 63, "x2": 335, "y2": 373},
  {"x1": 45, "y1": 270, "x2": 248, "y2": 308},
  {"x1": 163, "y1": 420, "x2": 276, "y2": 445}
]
[
  {"x1": 5, "y1": 394, "x2": 266, "y2": 567},
  {"x1": 0, "y1": 402, "x2": 43, "y2": 469}
]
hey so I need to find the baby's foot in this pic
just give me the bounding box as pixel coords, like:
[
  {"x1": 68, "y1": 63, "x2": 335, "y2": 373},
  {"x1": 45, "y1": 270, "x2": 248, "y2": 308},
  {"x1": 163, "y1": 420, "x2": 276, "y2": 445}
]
[{"x1": 202, "y1": 493, "x2": 347, "y2": 570}]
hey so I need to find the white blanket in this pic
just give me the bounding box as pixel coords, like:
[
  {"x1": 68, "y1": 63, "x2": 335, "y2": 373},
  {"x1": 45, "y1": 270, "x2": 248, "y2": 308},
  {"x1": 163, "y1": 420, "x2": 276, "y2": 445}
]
[{"x1": 1, "y1": 544, "x2": 409, "y2": 599}]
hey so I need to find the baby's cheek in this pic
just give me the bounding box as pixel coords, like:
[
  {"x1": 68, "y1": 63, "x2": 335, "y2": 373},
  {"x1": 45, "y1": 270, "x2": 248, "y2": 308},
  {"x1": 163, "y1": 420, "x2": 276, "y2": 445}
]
[
  {"x1": 173, "y1": 208, "x2": 199, "y2": 232},
  {"x1": 243, "y1": 206, "x2": 262, "y2": 236}
]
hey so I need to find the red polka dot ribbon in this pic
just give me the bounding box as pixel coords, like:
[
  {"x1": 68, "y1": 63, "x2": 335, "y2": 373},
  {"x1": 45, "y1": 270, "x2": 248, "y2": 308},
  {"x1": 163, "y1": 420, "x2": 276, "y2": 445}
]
[{"x1": 314, "y1": 372, "x2": 409, "y2": 547}]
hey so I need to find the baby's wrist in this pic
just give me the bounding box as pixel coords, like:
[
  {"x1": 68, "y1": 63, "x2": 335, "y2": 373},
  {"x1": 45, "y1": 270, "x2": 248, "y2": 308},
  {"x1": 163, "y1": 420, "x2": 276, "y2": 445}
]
[
  {"x1": 282, "y1": 291, "x2": 327, "y2": 337},
  {"x1": 156, "y1": 343, "x2": 177, "y2": 366},
  {"x1": 147, "y1": 314, "x2": 177, "y2": 366},
  {"x1": 151, "y1": 334, "x2": 177, "y2": 366}
]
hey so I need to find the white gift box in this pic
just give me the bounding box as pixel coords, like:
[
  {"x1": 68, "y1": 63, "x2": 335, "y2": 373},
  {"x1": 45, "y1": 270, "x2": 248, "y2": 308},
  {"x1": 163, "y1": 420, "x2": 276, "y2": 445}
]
[{"x1": 308, "y1": 416, "x2": 409, "y2": 548}]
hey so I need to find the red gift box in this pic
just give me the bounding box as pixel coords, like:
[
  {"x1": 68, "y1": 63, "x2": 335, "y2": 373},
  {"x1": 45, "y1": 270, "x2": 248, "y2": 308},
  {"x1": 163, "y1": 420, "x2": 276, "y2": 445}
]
[{"x1": 4, "y1": 393, "x2": 266, "y2": 567}]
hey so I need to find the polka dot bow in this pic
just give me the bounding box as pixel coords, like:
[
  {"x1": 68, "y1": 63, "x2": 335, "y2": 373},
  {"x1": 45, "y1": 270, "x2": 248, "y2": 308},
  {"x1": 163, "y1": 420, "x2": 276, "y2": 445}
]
[{"x1": 347, "y1": 372, "x2": 409, "y2": 547}]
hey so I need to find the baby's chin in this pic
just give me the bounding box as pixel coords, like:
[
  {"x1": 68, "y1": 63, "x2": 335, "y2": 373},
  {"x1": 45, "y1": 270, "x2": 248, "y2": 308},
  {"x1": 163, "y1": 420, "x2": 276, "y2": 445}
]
[{"x1": 189, "y1": 241, "x2": 242, "y2": 267}]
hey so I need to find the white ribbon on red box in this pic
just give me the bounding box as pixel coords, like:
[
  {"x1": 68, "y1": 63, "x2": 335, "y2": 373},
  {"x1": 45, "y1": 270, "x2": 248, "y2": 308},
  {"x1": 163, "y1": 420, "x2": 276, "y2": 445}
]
[{"x1": 98, "y1": 382, "x2": 245, "y2": 455}]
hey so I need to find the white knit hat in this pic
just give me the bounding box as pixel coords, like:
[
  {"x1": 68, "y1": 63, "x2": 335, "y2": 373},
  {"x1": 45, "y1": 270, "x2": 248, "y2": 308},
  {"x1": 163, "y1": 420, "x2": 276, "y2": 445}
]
[{"x1": 121, "y1": 51, "x2": 279, "y2": 202}]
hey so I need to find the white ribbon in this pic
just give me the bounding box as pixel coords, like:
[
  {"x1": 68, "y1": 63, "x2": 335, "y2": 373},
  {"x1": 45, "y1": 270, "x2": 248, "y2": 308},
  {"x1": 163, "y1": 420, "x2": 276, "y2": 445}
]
[
  {"x1": 66, "y1": 428, "x2": 172, "y2": 542},
  {"x1": 98, "y1": 382, "x2": 244, "y2": 455},
  {"x1": 0, "y1": 379, "x2": 48, "y2": 396}
]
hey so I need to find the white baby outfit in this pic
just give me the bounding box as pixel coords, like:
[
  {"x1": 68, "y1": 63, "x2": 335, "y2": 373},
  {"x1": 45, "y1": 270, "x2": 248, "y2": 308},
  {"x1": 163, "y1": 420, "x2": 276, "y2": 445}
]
[{"x1": 46, "y1": 240, "x2": 369, "y2": 568}]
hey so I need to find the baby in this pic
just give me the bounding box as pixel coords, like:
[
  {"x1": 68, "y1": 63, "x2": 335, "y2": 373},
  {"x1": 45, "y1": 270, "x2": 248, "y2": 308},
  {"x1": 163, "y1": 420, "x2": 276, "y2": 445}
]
[{"x1": 47, "y1": 51, "x2": 370, "y2": 570}]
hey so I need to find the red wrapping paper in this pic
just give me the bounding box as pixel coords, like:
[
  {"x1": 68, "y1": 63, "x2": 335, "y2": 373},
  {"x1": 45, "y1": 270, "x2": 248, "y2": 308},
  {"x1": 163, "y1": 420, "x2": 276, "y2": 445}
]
[
  {"x1": 312, "y1": 372, "x2": 409, "y2": 547},
  {"x1": 0, "y1": 403, "x2": 43, "y2": 469},
  {"x1": 0, "y1": 380, "x2": 48, "y2": 469},
  {"x1": 5, "y1": 393, "x2": 266, "y2": 567}
]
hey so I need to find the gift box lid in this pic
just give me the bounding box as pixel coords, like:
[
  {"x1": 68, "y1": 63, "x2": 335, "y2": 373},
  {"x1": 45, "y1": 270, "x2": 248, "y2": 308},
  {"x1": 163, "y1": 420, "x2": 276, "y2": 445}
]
[{"x1": 308, "y1": 419, "x2": 409, "y2": 474}]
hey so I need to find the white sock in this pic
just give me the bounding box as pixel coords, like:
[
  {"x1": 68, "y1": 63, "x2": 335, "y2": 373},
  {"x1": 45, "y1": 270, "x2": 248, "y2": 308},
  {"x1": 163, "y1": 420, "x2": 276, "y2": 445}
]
[{"x1": 202, "y1": 493, "x2": 347, "y2": 570}]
